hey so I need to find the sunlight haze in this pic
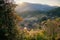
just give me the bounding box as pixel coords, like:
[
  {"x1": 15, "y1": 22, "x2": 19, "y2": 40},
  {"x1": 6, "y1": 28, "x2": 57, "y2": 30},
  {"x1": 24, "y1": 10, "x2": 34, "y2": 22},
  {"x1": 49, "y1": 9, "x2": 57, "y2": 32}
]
[{"x1": 14, "y1": 0, "x2": 60, "y2": 6}]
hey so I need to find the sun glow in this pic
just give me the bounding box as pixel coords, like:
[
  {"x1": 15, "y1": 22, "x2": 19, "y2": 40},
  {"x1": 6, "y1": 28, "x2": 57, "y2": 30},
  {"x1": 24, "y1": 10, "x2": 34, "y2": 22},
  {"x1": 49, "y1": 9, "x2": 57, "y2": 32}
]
[
  {"x1": 17, "y1": 2, "x2": 23, "y2": 4},
  {"x1": 14, "y1": 0, "x2": 24, "y2": 4},
  {"x1": 19, "y1": 2, "x2": 24, "y2": 4},
  {"x1": 15, "y1": 0, "x2": 60, "y2": 6}
]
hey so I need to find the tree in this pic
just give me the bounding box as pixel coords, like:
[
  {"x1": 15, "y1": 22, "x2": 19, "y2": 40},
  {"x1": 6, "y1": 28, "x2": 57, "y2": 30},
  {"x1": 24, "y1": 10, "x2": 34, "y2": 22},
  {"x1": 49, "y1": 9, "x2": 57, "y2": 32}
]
[
  {"x1": 0, "y1": 0, "x2": 21, "y2": 40},
  {"x1": 41, "y1": 18, "x2": 60, "y2": 40}
]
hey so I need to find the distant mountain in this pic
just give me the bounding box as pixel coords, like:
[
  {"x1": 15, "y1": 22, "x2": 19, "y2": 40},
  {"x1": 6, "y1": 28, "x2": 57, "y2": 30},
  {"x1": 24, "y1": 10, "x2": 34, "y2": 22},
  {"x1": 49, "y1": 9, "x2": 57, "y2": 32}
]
[
  {"x1": 15, "y1": 2, "x2": 57, "y2": 13},
  {"x1": 47, "y1": 7, "x2": 60, "y2": 17},
  {"x1": 15, "y1": 2, "x2": 60, "y2": 21},
  {"x1": 16, "y1": 2, "x2": 60, "y2": 29}
]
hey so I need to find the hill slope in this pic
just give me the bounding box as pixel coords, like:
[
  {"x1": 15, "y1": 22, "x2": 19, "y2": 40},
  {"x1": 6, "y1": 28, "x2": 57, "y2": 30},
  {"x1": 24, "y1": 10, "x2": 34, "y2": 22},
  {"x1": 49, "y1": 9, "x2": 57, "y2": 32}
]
[{"x1": 15, "y1": 2, "x2": 57, "y2": 13}]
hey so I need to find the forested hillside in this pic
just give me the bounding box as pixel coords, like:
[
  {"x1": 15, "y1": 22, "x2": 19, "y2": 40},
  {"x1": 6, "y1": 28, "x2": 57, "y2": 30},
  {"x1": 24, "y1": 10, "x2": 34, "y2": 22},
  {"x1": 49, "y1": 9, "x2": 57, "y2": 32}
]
[
  {"x1": 47, "y1": 7, "x2": 60, "y2": 17},
  {"x1": 0, "y1": 0, "x2": 22, "y2": 40},
  {"x1": 0, "y1": 0, "x2": 60, "y2": 40}
]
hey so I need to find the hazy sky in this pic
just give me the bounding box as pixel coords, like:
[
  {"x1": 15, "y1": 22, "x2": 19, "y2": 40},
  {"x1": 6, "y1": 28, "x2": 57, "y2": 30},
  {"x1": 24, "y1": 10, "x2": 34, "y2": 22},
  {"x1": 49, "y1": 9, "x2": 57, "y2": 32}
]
[{"x1": 15, "y1": 0, "x2": 60, "y2": 6}]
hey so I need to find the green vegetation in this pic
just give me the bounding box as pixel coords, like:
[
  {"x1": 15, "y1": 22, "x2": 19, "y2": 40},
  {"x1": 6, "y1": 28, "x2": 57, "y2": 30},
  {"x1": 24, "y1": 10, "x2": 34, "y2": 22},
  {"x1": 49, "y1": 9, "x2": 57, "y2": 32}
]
[
  {"x1": 0, "y1": 0, "x2": 60, "y2": 40},
  {"x1": 16, "y1": 28, "x2": 48, "y2": 40},
  {"x1": 18, "y1": 18, "x2": 60, "y2": 40},
  {"x1": 41, "y1": 18, "x2": 60, "y2": 40},
  {"x1": 0, "y1": 0, "x2": 20, "y2": 40},
  {"x1": 47, "y1": 7, "x2": 60, "y2": 17}
]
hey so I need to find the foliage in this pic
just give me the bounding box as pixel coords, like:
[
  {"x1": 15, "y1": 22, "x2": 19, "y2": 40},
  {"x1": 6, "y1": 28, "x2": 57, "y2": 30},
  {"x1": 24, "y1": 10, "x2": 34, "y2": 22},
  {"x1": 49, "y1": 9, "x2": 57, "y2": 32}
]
[
  {"x1": 19, "y1": 29, "x2": 48, "y2": 40},
  {"x1": 41, "y1": 18, "x2": 60, "y2": 40},
  {"x1": 47, "y1": 7, "x2": 60, "y2": 17},
  {"x1": 0, "y1": 0, "x2": 22, "y2": 40}
]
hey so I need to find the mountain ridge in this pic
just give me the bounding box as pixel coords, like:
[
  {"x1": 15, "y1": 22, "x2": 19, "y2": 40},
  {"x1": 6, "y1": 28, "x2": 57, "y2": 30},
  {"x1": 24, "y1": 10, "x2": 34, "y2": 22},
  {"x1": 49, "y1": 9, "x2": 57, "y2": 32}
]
[{"x1": 15, "y1": 2, "x2": 58, "y2": 13}]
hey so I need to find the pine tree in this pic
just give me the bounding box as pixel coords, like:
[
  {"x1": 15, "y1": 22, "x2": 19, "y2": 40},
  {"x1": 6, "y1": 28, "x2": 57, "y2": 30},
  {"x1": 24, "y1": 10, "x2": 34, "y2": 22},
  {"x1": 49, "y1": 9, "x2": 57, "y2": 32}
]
[{"x1": 0, "y1": 0, "x2": 20, "y2": 40}]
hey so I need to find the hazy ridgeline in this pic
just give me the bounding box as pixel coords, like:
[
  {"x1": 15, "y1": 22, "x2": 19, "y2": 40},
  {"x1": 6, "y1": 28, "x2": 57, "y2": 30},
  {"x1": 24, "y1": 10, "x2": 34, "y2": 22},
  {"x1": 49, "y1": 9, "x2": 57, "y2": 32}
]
[{"x1": 0, "y1": 0, "x2": 60, "y2": 40}]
